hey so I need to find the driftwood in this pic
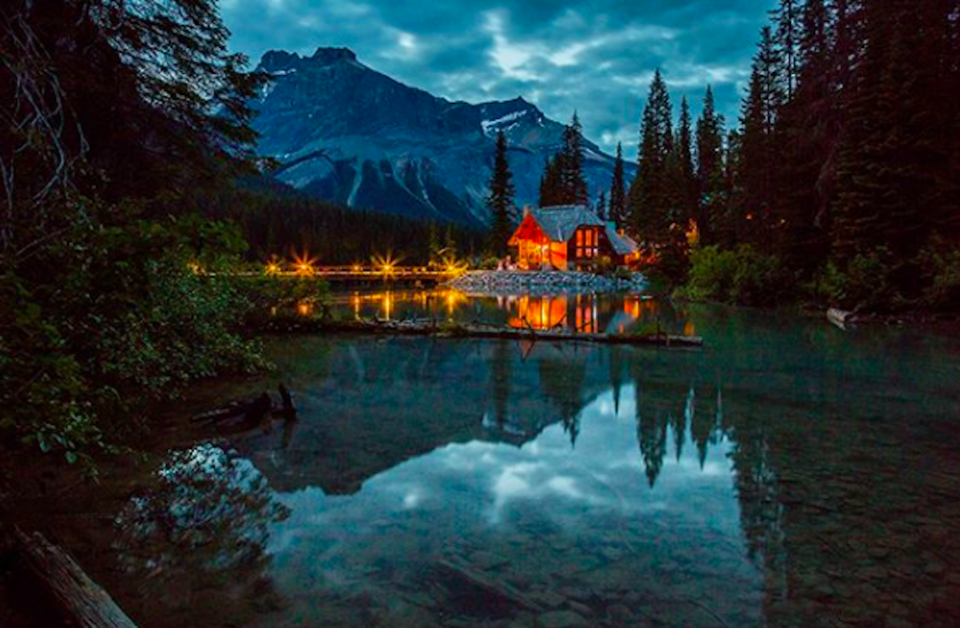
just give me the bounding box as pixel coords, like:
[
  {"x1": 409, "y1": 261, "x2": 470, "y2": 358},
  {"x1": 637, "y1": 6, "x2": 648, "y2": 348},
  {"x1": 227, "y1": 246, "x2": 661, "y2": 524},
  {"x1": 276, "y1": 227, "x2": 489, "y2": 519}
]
[
  {"x1": 277, "y1": 383, "x2": 297, "y2": 419},
  {"x1": 827, "y1": 308, "x2": 856, "y2": 330},
  {"x1": 191, "y1": 386, "x2": 298, "y2": 425},
  {"x1": 436, "y1": 557, "x2": 544, "y2": 613},
  {"x1": 282, "y1": 318, "x2": 704, "y2": 349},
  {"x1": 12, "y1": 526, "x2": 138, "y2": 628}
]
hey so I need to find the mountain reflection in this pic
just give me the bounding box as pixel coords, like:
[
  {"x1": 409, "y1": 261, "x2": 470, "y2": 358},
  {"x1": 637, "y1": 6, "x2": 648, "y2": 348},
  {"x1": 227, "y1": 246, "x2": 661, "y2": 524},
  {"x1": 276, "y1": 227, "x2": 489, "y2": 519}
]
[{"x1": 94, "y1": 302, "x2": 960, "y2": 628}]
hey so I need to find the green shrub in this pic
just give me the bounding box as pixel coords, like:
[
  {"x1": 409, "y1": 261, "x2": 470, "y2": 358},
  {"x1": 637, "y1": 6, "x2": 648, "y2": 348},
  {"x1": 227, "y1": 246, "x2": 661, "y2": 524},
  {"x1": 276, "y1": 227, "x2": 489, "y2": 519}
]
[
  {"x1": 684, "y1": 246, "x2": 737, "y2": 302},
  {"x1": 1, "y1": 200, "x2": 269, "y2": 465},
  {"x1": 682, "y1": 245, "x2": 790, "y2": 307},
  {"x1": 919, "y1": 237, "x2": 960, "y2": 310}
]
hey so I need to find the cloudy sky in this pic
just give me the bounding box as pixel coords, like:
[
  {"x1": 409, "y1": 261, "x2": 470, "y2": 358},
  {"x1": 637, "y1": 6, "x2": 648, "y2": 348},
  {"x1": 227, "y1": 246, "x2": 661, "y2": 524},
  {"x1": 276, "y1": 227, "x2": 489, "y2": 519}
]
[{"x1": 220, "y1": 0, "x2": 777, "y2": 159}]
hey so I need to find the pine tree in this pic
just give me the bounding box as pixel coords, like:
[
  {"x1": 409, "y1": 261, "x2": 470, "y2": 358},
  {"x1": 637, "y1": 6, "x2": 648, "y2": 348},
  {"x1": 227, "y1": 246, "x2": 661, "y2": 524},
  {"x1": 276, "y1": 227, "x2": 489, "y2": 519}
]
[
  {"x1": 723, "y1": 129, "x2": 744, "y2": 247},
  {"x1": 774, "y1": 0, "x2": 834, "y2": 270},
  {"x1": 539, "y1": 113, "x2": 589, "y2": 207},
  {"x1": 609, "y1": 142, "x2": 628, "y2": 230},
  {"x1": 675, "y1": 97, "x2": 697, "y2": 222},
  {"x1": 629, "y1": 69, "x2": 673, "y2": 244},
  {"x1": 740, "y1": 26, "x2": 784, "y2": 247},
  {"x1": 771, "y1": 0, "x2": 802, "y2": 100},
  {"x1": 486, "y1": 130, "x2": 516, "y2": 255},
  {"x1": 833, "y1": 1, "x2": 944, "y2": 275},
  {"x1": 597, "y1": 190, "x2": 607, "y2": 221},
  {"x1": 539, "y1": 154, "x2": 565, "y2": 207},
  {"x1": 696, "y1": 86, "x2": 726, "y2": 244}
]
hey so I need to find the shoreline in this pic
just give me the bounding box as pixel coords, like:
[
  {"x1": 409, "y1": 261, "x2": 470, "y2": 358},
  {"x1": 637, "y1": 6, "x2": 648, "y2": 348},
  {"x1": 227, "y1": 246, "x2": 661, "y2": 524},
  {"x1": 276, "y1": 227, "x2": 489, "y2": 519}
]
[{"x1": 446, "y1": 270, "x2": 647, "y2": 295}]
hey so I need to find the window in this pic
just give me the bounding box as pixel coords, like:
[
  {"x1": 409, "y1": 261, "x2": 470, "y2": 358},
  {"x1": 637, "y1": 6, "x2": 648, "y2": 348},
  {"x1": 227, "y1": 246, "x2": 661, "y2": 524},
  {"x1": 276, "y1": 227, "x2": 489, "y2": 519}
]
[{"x1": 575, "y1": 228, "x2": 599, "y2": 260}]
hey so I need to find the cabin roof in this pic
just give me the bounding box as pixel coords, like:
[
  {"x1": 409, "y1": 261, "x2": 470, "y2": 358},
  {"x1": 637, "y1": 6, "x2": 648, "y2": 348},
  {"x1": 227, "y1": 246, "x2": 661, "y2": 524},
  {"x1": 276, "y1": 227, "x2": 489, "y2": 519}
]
[
  {"x1": 508, "y1": 205, "x2": 640, "y2": 257},
  {"x1": 605, "y1": 227, "x2": 640, "y2": 256},
  {"x1": 525, "y1": 205, "x2": 606, "y2": 243}
]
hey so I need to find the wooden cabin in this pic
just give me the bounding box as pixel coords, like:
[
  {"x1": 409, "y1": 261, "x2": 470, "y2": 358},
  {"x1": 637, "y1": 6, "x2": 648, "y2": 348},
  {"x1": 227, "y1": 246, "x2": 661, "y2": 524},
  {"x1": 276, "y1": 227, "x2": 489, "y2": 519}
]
[{"x1": 507, "y1": 205, "x2": 640, "y2": 271}]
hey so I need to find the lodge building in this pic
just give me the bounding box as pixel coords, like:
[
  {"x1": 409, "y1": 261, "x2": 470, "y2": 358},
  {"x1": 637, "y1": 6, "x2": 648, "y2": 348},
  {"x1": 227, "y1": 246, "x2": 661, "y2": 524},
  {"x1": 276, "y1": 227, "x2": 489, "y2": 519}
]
[{"x1": 507, "y1": 205, "x2": 640, "y2": 271}]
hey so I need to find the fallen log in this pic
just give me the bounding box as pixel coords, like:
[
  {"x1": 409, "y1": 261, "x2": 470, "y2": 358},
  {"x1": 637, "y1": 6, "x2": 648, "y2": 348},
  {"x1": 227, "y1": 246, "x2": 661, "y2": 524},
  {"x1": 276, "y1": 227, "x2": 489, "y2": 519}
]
[
  {"x1": 277, "y1": 318, "x2": 704, "y2": 349},
  {"x1": 12, "y1": 526, "x2": 138, "y2": 628},
  {"x1": 278, "y1": 383, "x2": 297, "y2": 419},
  {"x1": 192, "y1": 389, "x2": 296, "y2": 425}
]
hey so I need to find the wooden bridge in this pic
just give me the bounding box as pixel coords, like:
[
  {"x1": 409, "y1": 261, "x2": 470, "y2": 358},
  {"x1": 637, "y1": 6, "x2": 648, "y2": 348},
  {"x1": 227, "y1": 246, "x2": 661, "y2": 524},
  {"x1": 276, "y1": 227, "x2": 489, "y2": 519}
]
[{"x1": 264, "y1": 266, "x2": 460, "y2": 285}]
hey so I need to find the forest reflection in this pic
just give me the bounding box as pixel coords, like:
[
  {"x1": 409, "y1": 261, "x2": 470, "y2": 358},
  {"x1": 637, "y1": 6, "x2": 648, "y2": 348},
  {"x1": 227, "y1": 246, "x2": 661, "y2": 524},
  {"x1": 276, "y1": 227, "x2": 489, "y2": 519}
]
[{"x1": 82, "y1": 306, "x2": 960, "y2": 628}]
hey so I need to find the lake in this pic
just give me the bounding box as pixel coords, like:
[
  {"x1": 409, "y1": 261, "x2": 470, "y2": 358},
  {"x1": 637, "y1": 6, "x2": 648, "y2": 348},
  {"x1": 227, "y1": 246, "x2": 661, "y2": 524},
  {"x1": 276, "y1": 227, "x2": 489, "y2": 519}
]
[{"x1": 31, "y1": 291, "x2": 960, "y2": 627}]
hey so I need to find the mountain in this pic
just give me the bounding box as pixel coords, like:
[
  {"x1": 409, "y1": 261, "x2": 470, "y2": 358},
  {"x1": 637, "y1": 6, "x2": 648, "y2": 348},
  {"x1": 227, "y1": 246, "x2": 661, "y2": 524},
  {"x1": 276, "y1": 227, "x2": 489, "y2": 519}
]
[{"x1": 251, "y1": 47, "x2": 633, "y2": 226}]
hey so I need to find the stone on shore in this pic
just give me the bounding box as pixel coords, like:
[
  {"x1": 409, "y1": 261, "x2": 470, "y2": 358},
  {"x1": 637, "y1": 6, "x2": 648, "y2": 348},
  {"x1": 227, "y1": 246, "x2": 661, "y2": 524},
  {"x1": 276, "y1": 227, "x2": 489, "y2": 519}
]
[{"x1": 447, "y1": 270, "x2": 647, "y2": 295}]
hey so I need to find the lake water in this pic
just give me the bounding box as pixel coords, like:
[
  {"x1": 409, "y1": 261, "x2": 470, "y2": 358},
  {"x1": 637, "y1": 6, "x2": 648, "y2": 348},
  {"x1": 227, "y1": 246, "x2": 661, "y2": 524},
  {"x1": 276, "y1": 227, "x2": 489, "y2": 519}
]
[{"x1": 32, "y1": 291, "x2": 960, "y2": 627}]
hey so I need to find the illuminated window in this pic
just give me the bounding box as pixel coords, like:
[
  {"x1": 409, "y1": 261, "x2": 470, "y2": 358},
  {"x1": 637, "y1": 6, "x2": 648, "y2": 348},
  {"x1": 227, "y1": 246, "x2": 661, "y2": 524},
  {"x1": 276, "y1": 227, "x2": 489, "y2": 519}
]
[{"x1": 575, "y1": 228, "x2": 599, "y2": 259}]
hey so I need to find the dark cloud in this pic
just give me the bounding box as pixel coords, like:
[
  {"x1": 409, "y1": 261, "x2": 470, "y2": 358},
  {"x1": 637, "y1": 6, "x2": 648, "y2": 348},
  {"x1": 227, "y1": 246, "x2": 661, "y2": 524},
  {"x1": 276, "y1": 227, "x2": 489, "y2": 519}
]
[{"x1": 221, "y1": 0, "x2": 777, "y2": 158}]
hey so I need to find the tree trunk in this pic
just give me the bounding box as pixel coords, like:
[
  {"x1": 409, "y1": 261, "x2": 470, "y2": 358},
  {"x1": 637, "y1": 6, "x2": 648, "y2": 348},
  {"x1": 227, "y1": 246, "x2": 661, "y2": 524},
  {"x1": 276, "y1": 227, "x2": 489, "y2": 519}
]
[{"x1": 12, "y1": 527, "x2": 138, "y2": 628}]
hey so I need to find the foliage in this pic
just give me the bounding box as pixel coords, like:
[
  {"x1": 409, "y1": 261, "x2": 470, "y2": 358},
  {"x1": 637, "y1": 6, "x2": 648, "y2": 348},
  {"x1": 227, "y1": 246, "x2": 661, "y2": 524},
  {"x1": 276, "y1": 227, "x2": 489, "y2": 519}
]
[
  {"x1": 201, "y1": 181, "x2": 483, "y2": 265},
  {"x1": 639, "y1": 0, "x2": 960, "y2": 312},
  {"x1": 919, "y1": 238, "x2": 960, "y2": 310},
  {"x1": 681, "y1": 245, "x2": 791, "y2": 307},
  {"x1": 1, "y1": 200, "x2": 266, "y2": 464}
]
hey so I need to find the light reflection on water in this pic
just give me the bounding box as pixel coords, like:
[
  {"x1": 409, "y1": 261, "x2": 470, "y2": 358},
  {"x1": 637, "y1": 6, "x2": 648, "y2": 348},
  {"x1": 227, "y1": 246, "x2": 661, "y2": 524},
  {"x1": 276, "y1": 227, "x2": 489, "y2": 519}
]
[
  {"x1": 46, "y1": 298, "x2": 960, "y2": 628},
  {"x1": 328, "y1": 289, "x2": 691, "y2": 336}
]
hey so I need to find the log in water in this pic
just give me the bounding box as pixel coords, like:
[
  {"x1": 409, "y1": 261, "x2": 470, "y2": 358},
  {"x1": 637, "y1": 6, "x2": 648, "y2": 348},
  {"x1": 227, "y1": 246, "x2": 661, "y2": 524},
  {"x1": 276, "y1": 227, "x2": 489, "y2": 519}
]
[
  {"x1": 273, "y1": 318, "x2": 705, "y2": 349},
  {"x1": 13, "y1": 526, "x2": 138, "y2": 628}
]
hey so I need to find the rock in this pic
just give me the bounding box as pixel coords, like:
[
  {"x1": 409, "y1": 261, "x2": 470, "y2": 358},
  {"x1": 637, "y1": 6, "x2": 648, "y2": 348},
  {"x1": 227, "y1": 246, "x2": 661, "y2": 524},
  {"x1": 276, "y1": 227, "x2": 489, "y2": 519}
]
[
  {"x1": 447, "y1": 270, "x2": 647, "y2": 295},
  {"x1": 607, "y1": 603, "x2": 631, "y2": 623},
  {"x1": 538, "y1": 610, "x2": 587, "y2": 628},
  {"x1": 567, "y1": 600, "x2": 592, "y2": 617},
  {"x1": 471, "y1": 550, "x2": 509, "y2": 570},
  {"x1": 532, "y1": 590, "x2": 566, "y2": 608}
]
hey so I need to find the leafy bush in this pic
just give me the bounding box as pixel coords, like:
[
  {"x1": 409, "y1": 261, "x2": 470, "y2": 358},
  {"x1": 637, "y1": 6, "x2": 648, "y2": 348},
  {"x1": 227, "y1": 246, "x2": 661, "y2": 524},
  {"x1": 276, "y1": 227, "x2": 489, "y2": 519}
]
[
  {"x1": 919, "y1": 237, "x2": 960, "y2": 310},
  {"x1": 805, "y1": 247, "x2": 901, "y2": 312},
  {"x1": 0, "y1": 200, "x2": 271, "y2": 465},
  {"x1": 681, "y1": 245, "x2": 790, "y2": 307},
  {"x1": 683, "y1": 246, "x2": 737, "y2": 302}
]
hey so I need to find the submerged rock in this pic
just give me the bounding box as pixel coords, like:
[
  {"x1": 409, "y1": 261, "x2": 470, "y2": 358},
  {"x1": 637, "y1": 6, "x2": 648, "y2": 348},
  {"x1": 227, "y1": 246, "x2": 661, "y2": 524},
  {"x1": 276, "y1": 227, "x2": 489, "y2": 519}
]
[{"x1": 538, "y1": 609, "x2": 587, "y2": 628}]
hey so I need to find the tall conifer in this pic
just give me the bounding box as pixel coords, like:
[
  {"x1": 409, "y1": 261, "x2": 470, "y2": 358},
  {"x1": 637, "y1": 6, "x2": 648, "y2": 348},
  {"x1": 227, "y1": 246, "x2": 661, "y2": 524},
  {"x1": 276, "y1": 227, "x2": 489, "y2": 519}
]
[
  {"x1": 609, "y1": 142, "x2": 628, "y2": 230},
  {"x1": 486, "y1": 130, "x2": 516, "y2": 255}
]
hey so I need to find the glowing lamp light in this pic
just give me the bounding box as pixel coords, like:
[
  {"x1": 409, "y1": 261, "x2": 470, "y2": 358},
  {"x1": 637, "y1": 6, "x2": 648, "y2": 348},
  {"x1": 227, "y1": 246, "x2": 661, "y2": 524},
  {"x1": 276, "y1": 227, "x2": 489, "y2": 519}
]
[
  {"x1": 441, "y1": 255, "x2": 468, "y2": 277},
  {"x1": 292, "y1": 251, "x2": 317, "y2": 276},
  {"x1": 265, "y1": 262, "x2": 282, "y2": 276},
  {"x1": 372, "y1": 252, "x2": 400, "y2": 276}
]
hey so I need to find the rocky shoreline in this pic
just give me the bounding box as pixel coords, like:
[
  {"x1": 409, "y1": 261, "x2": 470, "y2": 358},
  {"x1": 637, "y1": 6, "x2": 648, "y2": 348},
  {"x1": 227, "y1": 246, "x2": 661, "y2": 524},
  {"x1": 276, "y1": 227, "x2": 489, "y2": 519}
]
[{"x1": 446, "y1": 270, "x2": 647, "y2": 295}]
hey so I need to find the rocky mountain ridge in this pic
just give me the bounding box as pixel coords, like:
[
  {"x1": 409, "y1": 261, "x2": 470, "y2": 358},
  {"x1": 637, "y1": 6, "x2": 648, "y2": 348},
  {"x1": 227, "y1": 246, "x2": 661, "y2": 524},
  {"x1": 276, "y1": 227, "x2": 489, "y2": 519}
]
[{"x1": 251, "y1": 47, "x2": 632, "y2": 225}]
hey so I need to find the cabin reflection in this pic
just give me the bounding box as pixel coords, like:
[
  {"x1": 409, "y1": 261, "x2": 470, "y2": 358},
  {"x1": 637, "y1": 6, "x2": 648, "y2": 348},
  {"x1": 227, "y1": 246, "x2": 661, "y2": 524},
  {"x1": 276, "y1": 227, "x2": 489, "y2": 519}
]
[{"x1": 326, "y1": 289, "x2": 692, "y2": 336}]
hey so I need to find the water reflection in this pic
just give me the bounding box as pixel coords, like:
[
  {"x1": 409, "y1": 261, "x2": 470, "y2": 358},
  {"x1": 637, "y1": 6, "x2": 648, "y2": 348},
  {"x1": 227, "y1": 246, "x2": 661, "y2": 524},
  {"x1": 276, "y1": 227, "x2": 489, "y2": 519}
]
[
  {"x1": 51, "y1": 301, "x2": 960, "y2": 627},
  {"x1": 111, "y1": 444, "x2": 290, "y2": 626},
  {"x1": 327, "y1": 289, "x2": 685, "y2": 335}
]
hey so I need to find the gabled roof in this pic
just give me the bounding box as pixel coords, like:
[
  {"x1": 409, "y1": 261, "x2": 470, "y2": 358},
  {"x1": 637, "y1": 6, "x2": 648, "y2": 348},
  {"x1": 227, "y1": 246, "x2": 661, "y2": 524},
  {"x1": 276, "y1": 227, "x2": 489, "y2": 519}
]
[
  {"x1": 605, "y1": 227, "x2": 640, "y2": 256},
  {"x1": 525, "y1": 205, "x2": 606, "y2": 243}
]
